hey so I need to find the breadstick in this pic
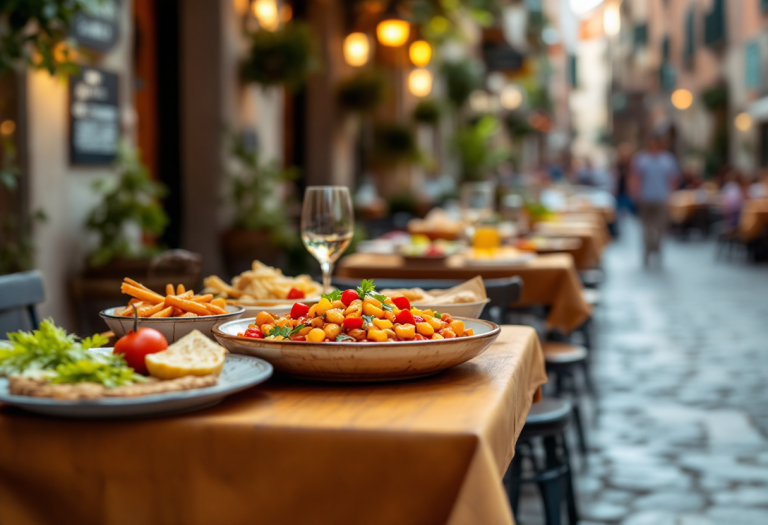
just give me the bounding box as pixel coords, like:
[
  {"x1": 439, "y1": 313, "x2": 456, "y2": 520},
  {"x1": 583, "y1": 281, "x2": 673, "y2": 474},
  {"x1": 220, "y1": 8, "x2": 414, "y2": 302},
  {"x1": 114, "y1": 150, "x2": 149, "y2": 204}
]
[
  {"x1": 164, "y1": 295, "x2": 211, "y2": 316},
  {"x1": 121, "y1": 283, "x2": 164, "y2": 304},
  {"x1": 151, "y1": 306, "x2": 174, "y2": 318}
]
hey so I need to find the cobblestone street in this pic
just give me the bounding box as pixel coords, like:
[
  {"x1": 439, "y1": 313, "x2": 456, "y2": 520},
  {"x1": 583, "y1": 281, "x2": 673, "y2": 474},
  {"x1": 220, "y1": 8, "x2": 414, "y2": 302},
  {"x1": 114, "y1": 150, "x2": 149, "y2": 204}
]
[{"x1": 517, "y1": 219, "x2": 768, "y2": 525}]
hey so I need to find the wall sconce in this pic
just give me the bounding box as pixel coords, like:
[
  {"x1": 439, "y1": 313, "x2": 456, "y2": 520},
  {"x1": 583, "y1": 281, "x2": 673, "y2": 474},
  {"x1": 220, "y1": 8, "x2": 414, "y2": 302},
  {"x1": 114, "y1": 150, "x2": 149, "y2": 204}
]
[
  {"x1": 343, "y1": 32, "x2": 370, "y2": 67},
  {"x1": 409, "y1": 40, "x2": 432, "y2": 67},
  {"x1": 735, "y1": 112, "x2": 752, "y2": 131},
  {"x1": 408, "y1": 68, "x2": 432, "y2": 97},
  {"x1": 377, "y1": 4, "x2": 410, "y2": 47},
  {"x1": 253, "y1": 0, "x2": 279, "y2": 31},
  {"x1": 671, "y1": 89, "x2": 693, "y2": 110}
]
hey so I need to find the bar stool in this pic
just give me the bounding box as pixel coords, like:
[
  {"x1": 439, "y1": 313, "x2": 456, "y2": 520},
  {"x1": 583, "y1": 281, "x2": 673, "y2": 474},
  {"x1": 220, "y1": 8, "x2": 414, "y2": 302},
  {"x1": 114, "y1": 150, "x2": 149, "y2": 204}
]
[
  {"x1": 505, "y1": 397, "x2": 579, "y2": 525},
  {"x1": 542, "y1": 341, "x2": 590, "y2": 457}
]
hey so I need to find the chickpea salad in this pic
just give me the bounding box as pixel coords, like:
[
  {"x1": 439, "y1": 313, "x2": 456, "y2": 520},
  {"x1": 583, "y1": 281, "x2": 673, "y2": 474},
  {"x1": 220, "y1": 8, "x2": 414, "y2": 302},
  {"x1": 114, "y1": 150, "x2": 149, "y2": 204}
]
[{"x1": 237, "y1": 280, "x2": 474, "y2": 343}]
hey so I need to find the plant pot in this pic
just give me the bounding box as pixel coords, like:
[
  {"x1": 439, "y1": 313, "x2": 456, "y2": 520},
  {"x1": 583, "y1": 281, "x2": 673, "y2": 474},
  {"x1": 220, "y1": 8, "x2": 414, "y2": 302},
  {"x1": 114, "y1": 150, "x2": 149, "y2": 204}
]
[{"x1": 220, "y1": 229, "x2": 286, "y2": 278}]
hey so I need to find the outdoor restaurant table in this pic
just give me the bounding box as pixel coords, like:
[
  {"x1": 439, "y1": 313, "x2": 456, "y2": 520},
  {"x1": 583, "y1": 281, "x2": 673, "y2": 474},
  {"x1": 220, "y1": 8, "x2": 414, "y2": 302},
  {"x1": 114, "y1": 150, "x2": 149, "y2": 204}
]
[
  {"x1": 668, "y1": 189, "x2": 718, "y2": 225},
  {"x1": 739, "y1": 198, "x2": 768, "y2": 242},
  {"x1": 532, "y1": 218, "x2": 608, "y2": 269},
  {"x1": 0, "y1": 326, "x2": 547, "y2": 525},
  {"x1": 337, "y1": 253, "x2": 592, "y2": 333}
]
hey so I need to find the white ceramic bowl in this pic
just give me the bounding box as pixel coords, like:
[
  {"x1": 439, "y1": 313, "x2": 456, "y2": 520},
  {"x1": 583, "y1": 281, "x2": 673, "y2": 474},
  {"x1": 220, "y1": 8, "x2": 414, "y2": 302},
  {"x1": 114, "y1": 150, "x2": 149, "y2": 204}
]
[
  {"x1": 212, "y1": 316, "x2": 500, "y2": 382},
  {"x1": 100, "y1": 305, "x2": 245, "y2": 343},
  {"x1": 412, "y1": 299, "x2": 490, "y2": 319}
]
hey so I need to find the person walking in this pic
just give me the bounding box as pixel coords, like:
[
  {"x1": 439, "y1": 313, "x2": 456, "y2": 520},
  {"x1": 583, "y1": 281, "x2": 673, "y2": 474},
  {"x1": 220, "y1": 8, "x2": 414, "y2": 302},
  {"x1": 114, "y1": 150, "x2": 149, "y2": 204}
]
[{"x1": 630, "y1": 135, "x2": 680, "y2": 266}]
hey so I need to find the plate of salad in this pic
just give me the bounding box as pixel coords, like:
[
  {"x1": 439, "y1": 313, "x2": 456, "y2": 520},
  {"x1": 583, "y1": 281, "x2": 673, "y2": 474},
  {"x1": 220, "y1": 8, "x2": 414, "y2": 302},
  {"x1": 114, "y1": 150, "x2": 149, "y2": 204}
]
[{"x1": 0, "y1": 320, "x2": 272, "y2": 419}]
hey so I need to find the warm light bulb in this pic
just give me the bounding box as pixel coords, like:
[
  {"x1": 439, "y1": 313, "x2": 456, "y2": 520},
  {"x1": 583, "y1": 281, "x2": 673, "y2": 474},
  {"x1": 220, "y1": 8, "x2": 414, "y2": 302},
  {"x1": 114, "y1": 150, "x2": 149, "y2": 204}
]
[
  {"x1": 409, "y1": 40, "x2": 432, "y2": 67},
  {"x1": 603, "y1": 2, "x2": 620, "y2": 37},
  {"x1": 500, "y1": 84, "x2": 523, "y2": 110},
  {"x1": 0, "y1": 120, "x2": 15, "y2": 136},
  {"x1": 279, "y1": 4, "x2": 292, "y2": 22},
  {"x1": 671, "y1": 89, "x2": 693, "y2": 110},
  {"x1": 253, "y1": 0, "x2": 278, "y2": 31},
  {"x1": 343, "y1": 33, "x2": 370, "y2": 67},
  {"x1": 735, "y1": 112, "x2": 752, "y2": 131},
  {"x1": 408, "y1": 68, "x2": 433, "y2": 97},
  {"x1": 377, "y1": 19, "x2": 410, "y2": 47},
  {"x1": 569, "y1": 0, "x2": 604, "y2": 16}
]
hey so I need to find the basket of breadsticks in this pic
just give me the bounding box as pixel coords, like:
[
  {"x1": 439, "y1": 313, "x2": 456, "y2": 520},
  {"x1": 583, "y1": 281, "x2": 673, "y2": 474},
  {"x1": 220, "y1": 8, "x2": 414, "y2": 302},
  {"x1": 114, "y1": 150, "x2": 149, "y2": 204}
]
[{"x1": 99, "y1": 278, "x2": 245, "y2": 343}]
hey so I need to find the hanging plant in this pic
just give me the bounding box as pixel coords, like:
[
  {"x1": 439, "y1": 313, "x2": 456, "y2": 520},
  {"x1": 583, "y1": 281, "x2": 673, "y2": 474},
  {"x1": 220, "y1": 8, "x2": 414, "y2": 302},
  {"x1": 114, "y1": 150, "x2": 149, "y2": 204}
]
[
  {"x1": 413, "y1": 99, "x2": 443, "y2": 125},
  {"x1": 440, "y1": 59, "x2": 483, "y2": 108},
  {"x1": 370, "y1": 123, "x2": 422, "y2": 168},
  {"x1": 241, "y1": 22, "x2": 318, "y2": 89},
  {"x1": 337, "y1": 70, "x2": 388, "y2": 113},
  {"x1": 451, "y1": 115, "x2": 505, "y2": 182},
  {"x1": 504, "y1": 112, "x2": 536, "y2": 138}
]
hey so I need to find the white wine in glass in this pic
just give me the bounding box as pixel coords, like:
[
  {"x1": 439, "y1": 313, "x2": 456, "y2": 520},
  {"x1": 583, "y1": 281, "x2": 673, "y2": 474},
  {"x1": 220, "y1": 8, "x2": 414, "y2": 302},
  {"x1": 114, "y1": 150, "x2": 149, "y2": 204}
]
[{"x1": 300, "y1": 186, "x2": 354, "y2": 293}]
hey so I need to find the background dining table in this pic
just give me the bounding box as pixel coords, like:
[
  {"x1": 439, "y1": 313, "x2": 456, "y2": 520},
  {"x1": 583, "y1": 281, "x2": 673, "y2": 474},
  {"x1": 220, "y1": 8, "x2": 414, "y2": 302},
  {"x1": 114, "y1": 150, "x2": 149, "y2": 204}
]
[
  {"x1": 739, "y1": 198, "x2": 768, "y2": 242},
  {"x1": 337, "y1": 253, "x2": 592, "y2": 334},
  {"x1": 532, "y1": 217, "x2": 607, "y2": 270},
  {"x1": 0, "y1": 326, "x2": 547, "y2": 525}
]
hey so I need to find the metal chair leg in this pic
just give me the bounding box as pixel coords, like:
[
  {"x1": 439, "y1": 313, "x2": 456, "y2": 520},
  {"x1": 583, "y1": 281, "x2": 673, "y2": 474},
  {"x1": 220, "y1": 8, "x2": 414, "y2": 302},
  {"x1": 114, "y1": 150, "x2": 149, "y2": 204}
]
[
  {"x1": 561, "y1": 435, "x2": 579, "y2": 524},
  {"x1": 572, "y1": 403, "x2": 588, "y2": 457}
]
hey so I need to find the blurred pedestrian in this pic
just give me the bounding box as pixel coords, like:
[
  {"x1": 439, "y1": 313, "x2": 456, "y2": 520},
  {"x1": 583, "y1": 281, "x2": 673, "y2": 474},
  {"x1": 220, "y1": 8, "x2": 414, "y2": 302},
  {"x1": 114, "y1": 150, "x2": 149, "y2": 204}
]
[
  {"x1": 630, "y1": 135, "x2": 680, "y2": 266},
  {"x1": 721, "y1": 169, "x2": 748, "y2": 230},
  {"x1": 614, "y1": 143, "x2": 635, "y2": 216},
  {"x1": 576, "y1": 159, "x2": 595, "y2": 186}
]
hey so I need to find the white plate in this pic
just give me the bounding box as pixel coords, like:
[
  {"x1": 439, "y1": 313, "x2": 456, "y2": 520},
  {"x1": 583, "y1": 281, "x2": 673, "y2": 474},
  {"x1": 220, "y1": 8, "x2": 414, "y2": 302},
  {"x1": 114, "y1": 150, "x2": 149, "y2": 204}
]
[
  {"x1": 0, "y1": 349, "x2": 272, "y2": 419},
  {"x1": 463, "y1": 252, "x2": 536, "y2": 266},
  {"x1": 412, "y1": 299, "x2": 490, "y2": 319},
  {"x1": 212, "y1": 317, "x2": 500, "y2": 382},
  {"x1": 239, "y1": 297, "x2": 320, "y2": 318},
  {"x1": 100, "y1": 305, "x2": 245, "y2": 343}
]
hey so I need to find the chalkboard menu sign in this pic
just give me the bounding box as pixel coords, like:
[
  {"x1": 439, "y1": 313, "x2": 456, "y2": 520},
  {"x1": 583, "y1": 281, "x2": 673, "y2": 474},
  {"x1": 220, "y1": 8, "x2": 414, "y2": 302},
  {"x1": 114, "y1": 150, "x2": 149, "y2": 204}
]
[
  {"x1": 70, "y1": 0, "x2": 120, "y2": 51},
  {"x1": 69, "y1": 67, "x2": 119, "y2": 165},
  {"x1": 483, "y1": 43, "x2": 524, "y2": 73}
]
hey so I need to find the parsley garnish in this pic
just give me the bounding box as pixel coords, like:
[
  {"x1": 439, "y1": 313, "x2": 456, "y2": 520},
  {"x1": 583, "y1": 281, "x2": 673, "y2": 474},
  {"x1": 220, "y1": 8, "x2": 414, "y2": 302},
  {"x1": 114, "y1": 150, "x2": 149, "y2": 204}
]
[
  {"x1": 362, "y1": 315, "x2": 375, "y2": 327},
  {"x1": 321, "y1": 290, "x2": 342, "y2": 302},
  {"x1": 289, "y1": 324, "x2": 306, "y2": 335},
  {"x1": 372, "y1": 293, "x2": 393, "y2": 311},
  {"x1": 336, "y1": 334, "x2": 356, "y2": 342},
  {"x1": 266, "y1": 326, "x2": 291, "y2": 338},
  {"x1": 356, "y1": 279, "x2": 376, "y2": 300}
]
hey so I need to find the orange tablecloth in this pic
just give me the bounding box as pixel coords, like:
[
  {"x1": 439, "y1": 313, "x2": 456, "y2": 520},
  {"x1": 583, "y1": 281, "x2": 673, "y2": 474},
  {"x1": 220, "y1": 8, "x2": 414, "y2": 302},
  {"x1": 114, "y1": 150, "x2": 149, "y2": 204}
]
[
  {"x1": 0, "y1": 326, "x2": 547, "y2": 525},
  {"x1": 337, "y1": 253, "x2": 592, "y2": 333},
  {"x1": 739, "y1": 198, "x2": 768, "y2": 242}
]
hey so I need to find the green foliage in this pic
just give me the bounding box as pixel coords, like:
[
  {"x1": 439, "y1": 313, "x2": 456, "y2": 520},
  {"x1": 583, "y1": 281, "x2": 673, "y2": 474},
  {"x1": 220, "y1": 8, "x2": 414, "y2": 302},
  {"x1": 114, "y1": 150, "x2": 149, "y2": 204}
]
[
  {"x1": 337, "y1": 70, "x2": 387, "y2": 113},
  {"x1": 0, "y1": 0, "x2": 93, "y2": 75},
  {"x1": 388, "y1": 192, "x2": 419, "y2": 215},
  {"x1": 441, "y1": 60, "x2": 483, "y2": 108},
  {"x1": 52, "y1": 358, "x2": 146, "y2": 388},
  {"x1": 413, "y1": 99, "x2": 443, "y2": 125},
  {"x1": 504, "y1": 113, "x2": 535, "y2": 138},
  {"x1": 410, "y1": 0, "x2": 500, "y2": 43},
  {"x1": 451, "y1": 115, "x2": 506, "y2": 182},
  {"x1": 85, "y1": 142, "x2": 168, "y2": 267},
  {"x1": 370, "y1": 123, "x2": 422, "y2": 168},
  {"x1": 0, "y1": 319, "x2": 109, "y2": 376},
  {"x1": 226, "y1": 136, "x2": 299, "y2": 250},
  {"x1": 701, "y1": 85, "x2": 728, "y2": 111},
  {"x1": 241, "y1": 22, "x2": 318, "y2": 89}
]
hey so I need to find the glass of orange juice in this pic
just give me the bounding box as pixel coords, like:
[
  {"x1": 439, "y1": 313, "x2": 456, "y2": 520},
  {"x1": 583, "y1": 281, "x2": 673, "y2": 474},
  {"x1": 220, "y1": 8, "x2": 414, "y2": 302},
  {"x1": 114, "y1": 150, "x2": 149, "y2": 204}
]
[{"x1": 473, "y1": 226, "x2": 501, "y2": 257}]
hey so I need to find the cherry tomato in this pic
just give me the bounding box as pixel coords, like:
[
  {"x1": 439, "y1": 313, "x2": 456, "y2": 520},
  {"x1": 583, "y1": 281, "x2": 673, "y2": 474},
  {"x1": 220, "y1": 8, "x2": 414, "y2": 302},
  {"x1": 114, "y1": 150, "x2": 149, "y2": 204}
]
[
  {"x1": 413, "y1": 315, "x2": 425, "y2": 324},
  {"x1": 113, "y1": 327, "x2": 168, "y2": 375},
  {"x1": 244, "y1": 327, "x2": 264, "y2": 339},
  {"x1": 287, "y1": 287, "x2": 305, "y2": 299},
  {"x1": 289, "y1": 334, "x2": 306, "y2": 341},
  {"x1": 341, "y1": 289, "x2": 359, "y2": 306},
  {"x1": 343, "y1": 317, "x2": 363, "y2": 329},
  {"x1": 392, "y1": 296, "x2": 410, "y2": 310},
  {"x1": 414, "y1": 334, "x2": 426, "y2": 341},
  {"x1": 291, "y1": 302, "x2": 310, "y2": 319},
  {"x1": 395, "y1": 310, "x2": 415, "y2": 325}
]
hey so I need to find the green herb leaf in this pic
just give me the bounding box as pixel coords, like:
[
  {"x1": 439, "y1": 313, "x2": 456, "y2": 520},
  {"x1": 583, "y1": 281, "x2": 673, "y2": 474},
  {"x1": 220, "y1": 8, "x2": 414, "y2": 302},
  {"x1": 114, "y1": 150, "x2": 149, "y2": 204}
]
[
  {"x1": 266, "y1": 326, "x2": 291, "y2": 338},
  {"x1": 372, "y1": 293, "x2": 393, "y2": 311},
  {"x1": 321, "y1": 290, "x2": 342, "y2": 302},
  {"x1": 336, "y1": 334, "x2": 356, "y2": 342},
  {"x1": 289, "y1": 323, "x2": 306, "y2": 336},
  {"x1": 356, "y1": 279, "x2": 376, "y2": 300},
  {"x1": 52, "y1": 357, "x2": 146, "y2": 388},
  {"x1": 362, "y1": 315, "x2": 375, "y2": 328}
]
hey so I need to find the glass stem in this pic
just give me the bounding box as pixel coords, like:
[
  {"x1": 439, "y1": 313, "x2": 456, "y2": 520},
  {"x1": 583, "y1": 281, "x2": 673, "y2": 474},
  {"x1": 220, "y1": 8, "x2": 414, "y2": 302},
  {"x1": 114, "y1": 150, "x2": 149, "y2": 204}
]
[{"x1": 321, "y1": 261, "x2": 333, "y2": 294}]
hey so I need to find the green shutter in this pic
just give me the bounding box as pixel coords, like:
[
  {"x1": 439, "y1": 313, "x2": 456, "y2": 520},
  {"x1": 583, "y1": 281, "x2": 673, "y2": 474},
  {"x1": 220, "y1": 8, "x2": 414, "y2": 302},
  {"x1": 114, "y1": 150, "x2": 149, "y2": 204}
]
[{"x1": 745, "y1": 41, "x2": 760, "y2": 89}]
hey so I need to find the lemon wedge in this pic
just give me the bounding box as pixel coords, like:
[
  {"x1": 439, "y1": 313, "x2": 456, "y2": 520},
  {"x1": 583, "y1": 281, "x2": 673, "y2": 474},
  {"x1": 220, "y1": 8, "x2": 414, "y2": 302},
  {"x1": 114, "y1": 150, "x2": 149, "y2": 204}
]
[{"x1": 146, "y1": 330, "x2": 226, "y2": 380}]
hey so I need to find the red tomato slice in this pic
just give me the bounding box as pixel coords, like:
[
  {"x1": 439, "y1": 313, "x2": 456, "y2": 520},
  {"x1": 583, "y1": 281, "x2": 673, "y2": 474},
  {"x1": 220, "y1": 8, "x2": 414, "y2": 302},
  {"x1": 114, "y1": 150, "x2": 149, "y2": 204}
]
[
  {"x1": 289, "y1": 334, "x2": 306, "y2": 341},
  {"x1": 341, "y1": 289, "x2": 359, "y2": 306},
  {"x1": 392, "y1": 296, "x2": 410, "y2": 310},
  {"x1": 395, "y1": 310, "x2": 415, "y2": 325},
  {"x1": 343, "y1": 317, "x2": 363, "y2": 329},
  {"x1": 287, "y1": 287, "x2": 305, "y2": 299},
  {"x1": 244, "y1": 327, "x2": 264, "y2": 339},
  {"x1": 290, "y1": 302, "x2": 310, "y2": 319}
]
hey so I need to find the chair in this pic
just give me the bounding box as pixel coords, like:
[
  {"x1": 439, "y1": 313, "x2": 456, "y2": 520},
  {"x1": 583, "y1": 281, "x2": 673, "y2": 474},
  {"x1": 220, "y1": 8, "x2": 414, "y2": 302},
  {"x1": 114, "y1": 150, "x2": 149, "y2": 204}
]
[
  {"x1": 0, "y1": 270, "x2": 45, "y2": 338},
  {"x1": 330, "y1": 276, "x2": 522, "y2": 325},
  {"x1": 542, "y1": 341, "x2": 591, "y2": 456},
  {"x1": 505, "y1": 397, "x2": 579, "y2": 525}
]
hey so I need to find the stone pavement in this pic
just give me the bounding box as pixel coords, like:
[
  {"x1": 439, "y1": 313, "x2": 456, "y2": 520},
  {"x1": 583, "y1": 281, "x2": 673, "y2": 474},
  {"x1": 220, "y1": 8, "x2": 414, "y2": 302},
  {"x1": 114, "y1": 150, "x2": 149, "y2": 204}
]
[{"x1": 515, "y1": 219, "x2": 768, "y2": 525}]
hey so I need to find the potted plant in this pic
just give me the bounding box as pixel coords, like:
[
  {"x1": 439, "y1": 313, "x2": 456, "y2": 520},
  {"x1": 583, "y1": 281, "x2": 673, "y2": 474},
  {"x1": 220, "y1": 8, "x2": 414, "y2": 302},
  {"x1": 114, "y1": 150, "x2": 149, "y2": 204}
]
[
  {"x1": 451, "y1": 115, "x2": 506, "y2": 182},
  {"x1": 220, "y1": 136, "x2": 301, "y2": 277},
  {"x1": 240, "y1": 22, "x2": 317, "y2": 89},
  {"x1": 337, "y1": 70, "x2": 388, "y2": 114}
]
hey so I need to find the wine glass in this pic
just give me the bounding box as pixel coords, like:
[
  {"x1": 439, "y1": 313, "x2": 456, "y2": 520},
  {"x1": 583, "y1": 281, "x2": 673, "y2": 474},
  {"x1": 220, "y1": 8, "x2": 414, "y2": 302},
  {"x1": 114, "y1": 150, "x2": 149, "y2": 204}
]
[
  {"x1": 301, "y1": 186, "x2": 354, "y2": 293},
  {"x1": 460, "y1": 181, "x2": 496, "y2": 239}
]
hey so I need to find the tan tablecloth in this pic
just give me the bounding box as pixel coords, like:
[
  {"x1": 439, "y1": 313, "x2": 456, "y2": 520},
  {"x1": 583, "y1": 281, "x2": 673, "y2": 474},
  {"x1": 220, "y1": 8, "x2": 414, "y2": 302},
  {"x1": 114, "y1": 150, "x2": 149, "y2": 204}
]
[
  {"x1": 668, "y1": 190, "x2": 717, "y2": 224},
  {"x1": 0, "y1": 327, "x2": 547, "y2": 525},
  {"x1": 337, "y1": 253, "x2": 592, "y2": 333},
  {"x1": 532, "y1": 219, "x2": 607, "y2": 269},
  {"x1": 739, "y1": 198, "x2": 768, "y2": 242}
]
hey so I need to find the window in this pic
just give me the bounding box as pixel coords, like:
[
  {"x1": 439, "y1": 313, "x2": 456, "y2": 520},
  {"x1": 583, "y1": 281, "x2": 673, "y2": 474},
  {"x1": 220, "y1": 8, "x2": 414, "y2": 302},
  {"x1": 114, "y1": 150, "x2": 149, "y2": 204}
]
[
  {"x1": 745, "y1": 41, "x2": 761, "y2": 90},
  {"x1": 762, "y1": 0, "x2": 768, "y2": 13},
  {"x1": 634, "y1": 24, "x2": 648, "y2": 49},
  {"x1": 568, "y1": 54, "x2": 578, "y2": 88},
  {"x1": 684, "y1": 8, "x2": 695, "y2": 69},
  {"x1": 704, "y1": 0, "x2": 725, "y2": 47},
  {"x1": 662, "y1": 36, "x2": 670, "y2": 61}
]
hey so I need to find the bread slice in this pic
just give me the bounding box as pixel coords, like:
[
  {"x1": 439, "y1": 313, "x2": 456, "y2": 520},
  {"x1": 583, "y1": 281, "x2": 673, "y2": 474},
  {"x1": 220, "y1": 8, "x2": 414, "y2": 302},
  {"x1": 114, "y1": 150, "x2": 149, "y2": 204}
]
[{"x1": 146, "y1": 330, "x2": 227, "y2": 380}]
